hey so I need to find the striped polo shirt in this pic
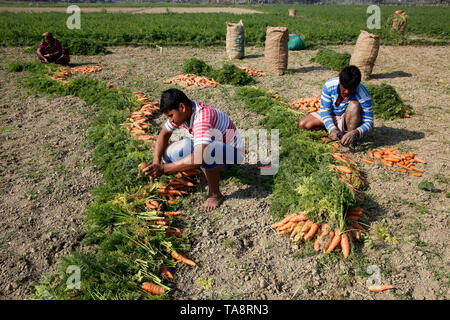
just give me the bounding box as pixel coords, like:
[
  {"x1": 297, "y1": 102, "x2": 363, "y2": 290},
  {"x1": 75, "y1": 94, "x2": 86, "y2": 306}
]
[
  {"x1": 320, "y1": 77, "x2": 374, "y2": 137},
  {"x1": 164, "y1": 100, "x2": 244, "y2": 151}
]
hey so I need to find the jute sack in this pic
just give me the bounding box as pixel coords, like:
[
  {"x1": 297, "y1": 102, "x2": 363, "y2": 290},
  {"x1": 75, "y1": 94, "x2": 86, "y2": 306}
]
[
  {"x1": 264, "y1": 26, "x2": 289, "y2": 76},
  {"x1": 226, "y1": 20, "x2": 245, "y2": 59},
  {"x1": 350, "y1": 30, "x2": 380, "y2": 80}
]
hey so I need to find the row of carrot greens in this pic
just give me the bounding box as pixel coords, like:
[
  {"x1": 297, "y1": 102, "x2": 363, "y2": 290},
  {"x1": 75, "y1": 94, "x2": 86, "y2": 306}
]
[{"x1": 8, "y1": 61, "x2": 192, "y2": 299}]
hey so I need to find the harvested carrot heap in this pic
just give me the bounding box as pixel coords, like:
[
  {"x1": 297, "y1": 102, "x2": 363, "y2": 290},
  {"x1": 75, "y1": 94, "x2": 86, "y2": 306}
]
[
  {"x1": 367, "y1": 147, "x2": 425, "y2": 176},
  {"x1": 126, "y1": 92, "x2": 160, "y2": 144},
  {"x1": 71, "y1": 65, "x2": 103, "y2": 74},
  {"x1": 290, "y1": 95, "x2": 321, "y2": 113},
  {"x1": 238, "y1": 66, "x2": 266, "y2": 77},
  {"x1": 271, "y1": 206, "x2": 369, "y2": 259},
  {"x1": 164, "y1": 74, "x2": 219, "y2": 88}
]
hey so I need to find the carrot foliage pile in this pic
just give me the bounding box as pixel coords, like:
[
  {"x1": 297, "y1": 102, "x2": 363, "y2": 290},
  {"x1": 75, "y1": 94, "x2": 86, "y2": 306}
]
[{"x1": 9, "y1": 62, "x2": 193, "y2": 299}]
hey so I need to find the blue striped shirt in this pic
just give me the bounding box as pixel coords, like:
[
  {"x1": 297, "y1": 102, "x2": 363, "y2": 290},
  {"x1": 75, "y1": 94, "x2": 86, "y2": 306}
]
[{"x1": 320, "y1": 77, "x2": 374, "y2": 137}]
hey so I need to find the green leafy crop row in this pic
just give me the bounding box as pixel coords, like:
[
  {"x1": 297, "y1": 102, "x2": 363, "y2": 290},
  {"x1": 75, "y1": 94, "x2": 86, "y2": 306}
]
[{"x1": 9, "y1": 62, "x2": 187, "y2": 300}]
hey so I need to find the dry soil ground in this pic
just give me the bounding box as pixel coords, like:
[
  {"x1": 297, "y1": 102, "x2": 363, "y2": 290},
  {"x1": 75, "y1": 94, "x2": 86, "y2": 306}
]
[{"x1": 0, "y1": 43, "x2": 449, "y2": 300}]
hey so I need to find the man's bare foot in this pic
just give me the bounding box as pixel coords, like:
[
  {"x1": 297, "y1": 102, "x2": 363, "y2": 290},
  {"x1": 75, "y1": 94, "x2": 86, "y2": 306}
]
[{"x1": 200, "y1": 193, "x2": 224, "y2": 212}]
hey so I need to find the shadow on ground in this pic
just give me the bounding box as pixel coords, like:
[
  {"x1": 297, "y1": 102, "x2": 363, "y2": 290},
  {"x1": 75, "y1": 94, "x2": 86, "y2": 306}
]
[
  {"x1": 288, "y1": 66, "x2": 330, "y2": 73},
  {"x1": 357, "y1": 126, "x2": 425, "y2": 151},
  {"x1": 370, "y1": 71, "x2": 413, "y2": 79}
]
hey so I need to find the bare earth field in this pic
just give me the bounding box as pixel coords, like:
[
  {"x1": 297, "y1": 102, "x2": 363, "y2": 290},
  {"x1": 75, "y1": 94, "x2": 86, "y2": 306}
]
[
  {"x1": 0, "y1": 6, "x2": 263, "y2": 14},
  {"x1": 0, "y1": 43, "x2": 449, "y2": 300}
]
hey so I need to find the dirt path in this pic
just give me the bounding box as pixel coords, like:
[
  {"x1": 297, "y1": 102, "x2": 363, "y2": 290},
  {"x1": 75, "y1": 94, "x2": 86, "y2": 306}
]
[
  {"x1": 0, "y1": 6, "x2": 263, "y2": 14},
  {"x1": 0, "y1": 53, "x2": 102, "y2": 299},
  {"x1": 1, "y1": 43, "x2": 449, "y2": 300}
]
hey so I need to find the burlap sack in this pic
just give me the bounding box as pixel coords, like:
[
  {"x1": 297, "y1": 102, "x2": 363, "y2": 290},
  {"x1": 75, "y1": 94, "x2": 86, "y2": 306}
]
[
  {"x1": 264, "y1": 26, "x2": 289, "y2": 76},
  {"x1": 349, "y1": 30, "x2": 380, "y2": 80},
  {"x1": 289, "y1": 9, "x2": 296, "y2": 17},
  {"x1": 226, "y1": 20, "x2": 245, "y2": 60}
]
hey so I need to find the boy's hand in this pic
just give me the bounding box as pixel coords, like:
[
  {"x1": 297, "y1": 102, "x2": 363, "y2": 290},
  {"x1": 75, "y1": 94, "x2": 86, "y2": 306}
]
[
  {"x1": 341, "y1": 130, "x2": 358, "y2": 146},
  {"x1": 329, "y1": 129, "x2": 343, "y2": 141},
  {"x1": 143, "y1": 164, "x2": 165, "y2": 179}
]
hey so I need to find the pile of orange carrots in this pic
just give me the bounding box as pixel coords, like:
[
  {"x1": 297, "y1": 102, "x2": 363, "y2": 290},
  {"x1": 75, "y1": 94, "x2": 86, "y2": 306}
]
[
  {"x1": 163, "y1": 74, "x2": 219, "y2": 88},
  {"x1": 271, "y1": 207, "x2": 368, "y2": 259},
  {"x1": 362, "y1": 147, "x2": 425, "y2": 177},
  {"x1": 70, "y1": 65, "x2": 103, "y2": 74},
  {"x1": 158, "y1": 170, "x2": 199, "y2": 204},
  {"x1": 238, "y1": 66, "x2": 266, "y2": 77},
  {"x1": 126, "y1": 91, "x2": 160, "y2": 143},
  {"x1": 50, "y1": 65, "x2": 103, "y2": 84},
  {"x1": 290, "y1": 95, "x2": 321, "y2": 113}
]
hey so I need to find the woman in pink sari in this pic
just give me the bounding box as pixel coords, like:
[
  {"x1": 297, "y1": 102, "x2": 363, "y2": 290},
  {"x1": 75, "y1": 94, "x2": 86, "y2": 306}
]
[{"x1": 37, "y1": 32, "x2": 70, "y2": 66}]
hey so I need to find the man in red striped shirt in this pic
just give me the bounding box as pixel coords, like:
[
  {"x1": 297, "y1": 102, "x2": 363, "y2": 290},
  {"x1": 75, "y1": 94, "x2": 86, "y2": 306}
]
[{"x1": 144, "y1": 89, "x2": 244, "y2": 212}]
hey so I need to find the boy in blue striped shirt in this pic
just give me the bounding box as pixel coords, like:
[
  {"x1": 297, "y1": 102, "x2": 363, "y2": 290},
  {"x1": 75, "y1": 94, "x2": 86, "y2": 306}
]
[{"x1": 298, "y1": 66, "x2": 374, "y2": 152}]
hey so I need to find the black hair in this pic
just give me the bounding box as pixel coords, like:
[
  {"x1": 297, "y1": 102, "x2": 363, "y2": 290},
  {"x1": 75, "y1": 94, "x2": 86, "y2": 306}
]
[
  {"x1": 160, "y1": 88, "x2": 192, "y2": 113},
  {"x1": 339, "y1": 65, "x2": 361, "y2": 90}
]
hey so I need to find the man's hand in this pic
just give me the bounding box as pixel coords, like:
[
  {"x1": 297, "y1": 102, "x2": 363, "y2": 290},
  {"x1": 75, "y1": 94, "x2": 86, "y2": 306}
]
[
  {"x1": 341, "y1": 130, "x2": 358, "y2": 146},
  {"x1": 329, "y1": 129, "x2": 343, "y2": 141},
  {"x1": 142, "y1": 163, "x2": 165, "y2": 180}
]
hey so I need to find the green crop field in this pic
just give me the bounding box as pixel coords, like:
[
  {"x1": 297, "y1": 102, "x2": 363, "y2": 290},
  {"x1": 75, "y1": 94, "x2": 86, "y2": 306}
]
[{"x1": 0, "y1": 4, "x2": 448, "y2": 49}]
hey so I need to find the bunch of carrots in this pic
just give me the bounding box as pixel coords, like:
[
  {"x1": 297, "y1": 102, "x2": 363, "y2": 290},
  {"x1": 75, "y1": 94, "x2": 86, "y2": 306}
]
[
  {"x1": 126, "y1": 91, "x2": 160, "y2": 143},
  {"x1": 141, "y1": 242, "x2": 197, "y2": 295},
  {"x1": 290, "y1": 95, "x2": 321, "y2": 113},
  {"x1": 362, "y1": 147, "x2": 425, "y2": 177},
  {"x1": 238, "y1": 66, "x2": 266, "y2": 77},
  {"x1": 164, "y1": 74, "x2": 219, "y2": 88},
  {"x1": 330, "y1": 152, "x2": 365, "y2": 202},
  {"x1": 271, "y1": 208, "x2": 368, "y2": 259}
]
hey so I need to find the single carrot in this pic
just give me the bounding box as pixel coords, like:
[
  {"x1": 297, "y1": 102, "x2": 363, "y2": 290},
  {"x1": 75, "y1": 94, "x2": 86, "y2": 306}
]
[
  {"x1": 160, "y1": 267, "x2": 174, "y2": 280},
  {"x1": 278, "y1": 221, "x2": 296, "y2": 232},
  {"x1": 413, "y1": 156, "x2": 425, "y2": 164},
  {"x1": 290, "y1": 224, "x2": 302, "y2": 239},
  {"x1": 335, "y1": 166, "x2": 352, "y2": 174},
  {"x1": 354, "y1": 230, "x2": 361, "y2": 241},
  {"x1": 304, "y1": 223, "x2": 319, "y2": 241},
  {"x1": 411, "y1": 173, "x2": 422, "y2": 177},
  {"x1": 322, "y1": 231, "x2": 335, "y2": 253},
  {"x1": 368, "y1": 284, "x2": 395, "y2": 292},
  {"x1": 409, "y1": 166, "x2": 424, "y2": 172},
  {"x1": 182, "y1": 170, "x2": 199, "y2": 177},
  {"x1": 171, "y1": 251, "x2": 196, "y2": 266},
  {"x1": 362, "y1": 158, "x2": 374, "y2": 164},
  {"x1": 326, "y1": 230, "x2": 342, "y2": 253},
  {"x1": 271, "y1": 214, "x2": 296, "y2": 229},
  {"x1": 390, "y1": 167, "x2": 408, "y2": 173},
  {"x1": 290, "y1": 214, "x2": 309, "y2": 223},
  {"x1": 347, "y1": 215, "x2": 362, "y2": 221},
  {"x1": 301, "y1": 220, "x2": 313, "y2": 233},
  {"x1": 349, "y1": 207, "x2": 365, "y2": 215},
  {"x1": 352, "y1": 222, "x2": 368, "y2": 233},
  {"x1": 139, "y1": 162, "x2": 149, "y2": 171},
  {"x1": 165, "y1": 227, "x2": 182, "y2": 238},
  {"x1": 164, "y1": 211, "x2": 181, "y2": 216},
  {"x1": 314, "y1": 237, "x2": 321, "y2": 252},
  {"x1": 341, "y1": 233, "x2": 350, "y2": 258},
  {"x1": 141, "y1": 282, "x2": 164, "y2": 295}
]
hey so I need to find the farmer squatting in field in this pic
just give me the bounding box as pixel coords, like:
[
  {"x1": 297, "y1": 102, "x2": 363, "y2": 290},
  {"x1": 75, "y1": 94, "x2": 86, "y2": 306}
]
[
  {"x1": 37, "y1": 32, "x2": 70, "y2": 66},
  {"x1": 143, "y1": 88, "x2": 245, "y2": 212},
  {"x1": 298, "y1": 65, "x2": 374, "y2": 153}
]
